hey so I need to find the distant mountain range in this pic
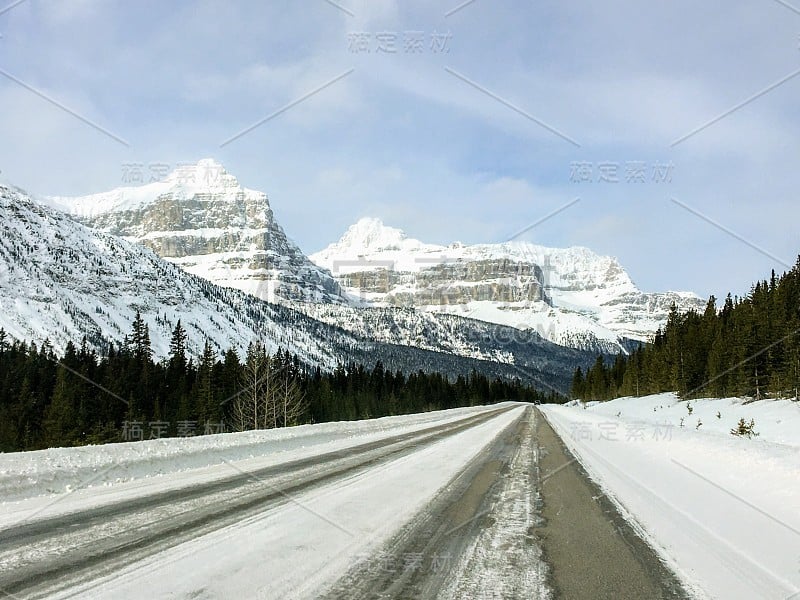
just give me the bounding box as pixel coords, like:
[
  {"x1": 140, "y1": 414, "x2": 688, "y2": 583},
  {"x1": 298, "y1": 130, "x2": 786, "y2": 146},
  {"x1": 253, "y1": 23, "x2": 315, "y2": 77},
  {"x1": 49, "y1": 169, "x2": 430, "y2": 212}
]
[
  {"x1": 47, "y1": 159, "x2": 702, "y2": 356},
  {"x1": 313, "y1": 218, "x2": 704, "y2": 353},
  {"x1": 0, "y1": 159, "x2": 707, "y2": 391},
  {"x1": 0, "y1": 174, "x2": 589, "y2": 392}
]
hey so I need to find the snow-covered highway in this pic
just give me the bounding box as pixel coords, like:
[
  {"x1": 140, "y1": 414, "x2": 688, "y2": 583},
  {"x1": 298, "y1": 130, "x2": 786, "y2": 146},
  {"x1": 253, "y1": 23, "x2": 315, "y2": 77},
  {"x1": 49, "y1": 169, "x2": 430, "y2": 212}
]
[
  {"x1": 2, "y1": 405, "x2": 522, "y2": 598},
  {"x1": 4, "y1": 395, "x2": 794, "y2": 599},
  {"x1": 0, "y1": 402, "x2": 687, "y2": 599}
]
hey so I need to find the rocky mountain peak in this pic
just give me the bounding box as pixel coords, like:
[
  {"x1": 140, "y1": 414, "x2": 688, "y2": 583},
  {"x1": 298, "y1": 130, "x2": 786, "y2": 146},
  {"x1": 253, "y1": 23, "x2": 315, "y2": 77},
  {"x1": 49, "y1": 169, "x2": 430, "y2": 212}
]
[
  {"x1": 43, "y1": 161, "x2": 348, "y2": 306},
  {"x1": 311, "y1": 217, "x2": 705, "y2": 351},
  {"x1": 339, "y1": 218, "x2": 408, "y2": 253},
  {"x1": 160, "y1": 158, "x2": 244, "y2": 193}
]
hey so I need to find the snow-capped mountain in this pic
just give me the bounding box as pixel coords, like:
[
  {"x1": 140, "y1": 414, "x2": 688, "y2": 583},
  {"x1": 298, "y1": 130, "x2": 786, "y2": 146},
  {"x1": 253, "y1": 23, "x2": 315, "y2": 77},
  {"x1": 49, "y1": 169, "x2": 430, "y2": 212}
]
[
  {"x1": 0, "y1": 182, "x2": 349, "y2": 365},
  {"x1": 311, "y1": 218, "x2": 705, "y2": 352},
  {"x1": 47, "y1": 159, "x2": 346, "y2": 306},
  {"x1": 1, "y1": 182, "x2": 593, "y2": 389},
  {"x1": 42, "y1": 159, "x2": 701, "y2": 356}
]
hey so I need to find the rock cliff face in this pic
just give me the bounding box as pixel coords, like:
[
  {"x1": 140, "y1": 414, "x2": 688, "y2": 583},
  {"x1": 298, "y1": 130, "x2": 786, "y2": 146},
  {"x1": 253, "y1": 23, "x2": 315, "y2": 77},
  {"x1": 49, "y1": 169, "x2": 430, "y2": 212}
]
[
  {"x1": 311, "y1": 218, "x2": 705, "y2": 352},
  {"x1": 0, "y1": 181, "x2": 349, "y2": 363},
  {"x1": 47, "y1": 159, "x2": 346, "y2": 305},
  {"x1": 341, "y1": 259, "x2": 547, "y2": 305}
]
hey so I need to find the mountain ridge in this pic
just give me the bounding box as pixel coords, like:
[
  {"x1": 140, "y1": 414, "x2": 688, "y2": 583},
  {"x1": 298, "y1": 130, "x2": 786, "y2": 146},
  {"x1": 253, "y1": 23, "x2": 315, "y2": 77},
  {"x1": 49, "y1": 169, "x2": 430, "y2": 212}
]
[
  {"x1": 42, "y1": 160, "x2": 703, "y2": 354},
  {"x1": 47, "y1": 159, "x2": 347, "y2": 306},
  {"x1": 311, "y1": 217, "x2": 704, "y2": 351},
  {"x1": 2, "y1": 181, "x2": 594, "y2": 390}
]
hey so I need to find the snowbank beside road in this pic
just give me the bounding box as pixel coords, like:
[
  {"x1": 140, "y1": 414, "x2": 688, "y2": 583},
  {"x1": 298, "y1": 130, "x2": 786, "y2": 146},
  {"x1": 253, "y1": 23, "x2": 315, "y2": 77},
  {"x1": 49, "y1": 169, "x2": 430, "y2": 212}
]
[
  {"x1": 541, "y1": 393, "x2": 800, "y2": 600},
  {"x1": 568, "y1": 392, "x2": 800, "y2": 446}
]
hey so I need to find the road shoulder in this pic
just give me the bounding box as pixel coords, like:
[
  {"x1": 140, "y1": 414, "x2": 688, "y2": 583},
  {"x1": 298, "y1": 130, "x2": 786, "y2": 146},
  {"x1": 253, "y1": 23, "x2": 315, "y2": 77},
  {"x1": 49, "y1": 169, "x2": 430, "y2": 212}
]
[{"x1": 535, "y1": 408, "x2": 690, "y2": 600}]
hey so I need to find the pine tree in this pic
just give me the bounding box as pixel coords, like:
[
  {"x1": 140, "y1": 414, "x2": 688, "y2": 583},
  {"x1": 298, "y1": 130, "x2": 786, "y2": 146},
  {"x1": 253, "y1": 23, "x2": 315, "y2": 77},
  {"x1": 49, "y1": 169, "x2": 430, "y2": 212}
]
[
  {"x1": 166, "y1": 320, "x2": 190, "y2": 425},
  {"x1": 43, "y1": 366, "x2": 79, "y2": 447},
  {"x1": 130, "y1": 310, "x2": 153, "y2": 362},
  {"x1": 168, "y1": 320, "x2": 188, "y2": 372},
  {"x1": 196, "y1": 340, "x2": 216, "y2": 425},
  {"x1": 571, "y1": 367, "x2": 585, "y2": 399}
]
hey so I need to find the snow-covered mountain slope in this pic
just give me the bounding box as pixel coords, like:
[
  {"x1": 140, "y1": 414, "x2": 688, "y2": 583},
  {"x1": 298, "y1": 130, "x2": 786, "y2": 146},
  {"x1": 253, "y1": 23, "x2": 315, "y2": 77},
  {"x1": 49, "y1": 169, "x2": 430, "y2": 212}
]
[
  {"x1": 0, "y1": 182, "x2": 351, "y2": 365},
  {"x1": 43, "y1": 160, "x2": 689, "y2": 355},
  {"x1": 0, "y1": 183, "x2": 592, "y2": 387},
  {"x1": 311, "y1": 218, "x2": 705, "y2": 352},
  {"x1": 47, "y1": 159, "x2": 346, "y2": 306},
  {"x1": 300, "y1": 303, "x2": 593, "y2": 386}
]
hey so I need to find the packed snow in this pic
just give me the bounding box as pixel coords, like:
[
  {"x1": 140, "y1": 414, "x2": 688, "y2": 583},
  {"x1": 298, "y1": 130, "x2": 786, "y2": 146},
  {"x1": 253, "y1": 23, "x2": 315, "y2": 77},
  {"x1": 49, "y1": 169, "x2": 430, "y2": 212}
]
[
  {"x1": 541, "y1": 393, "x2": 800, "y2": 600},
  {"x1": 440, "y1": 408, "x2": 548, "y2": 599}
]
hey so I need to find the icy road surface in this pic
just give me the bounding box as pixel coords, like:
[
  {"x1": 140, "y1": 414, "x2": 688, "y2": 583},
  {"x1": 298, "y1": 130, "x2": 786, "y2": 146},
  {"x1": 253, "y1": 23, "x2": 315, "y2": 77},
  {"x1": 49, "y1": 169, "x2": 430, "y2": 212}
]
[{"x1": 0, "y1": 405, "x2": 541, "y2": 598}]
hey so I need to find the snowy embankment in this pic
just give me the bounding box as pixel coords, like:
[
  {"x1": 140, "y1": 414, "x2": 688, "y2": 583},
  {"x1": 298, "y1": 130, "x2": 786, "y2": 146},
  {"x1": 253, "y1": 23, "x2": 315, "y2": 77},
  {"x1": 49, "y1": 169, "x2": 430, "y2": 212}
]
[
  {"x1": 541, "y1": 393, "x2": 800, "y2": 600},
  {"x1": 0, "y1": 404, "x2": 503, "y2": 506}
]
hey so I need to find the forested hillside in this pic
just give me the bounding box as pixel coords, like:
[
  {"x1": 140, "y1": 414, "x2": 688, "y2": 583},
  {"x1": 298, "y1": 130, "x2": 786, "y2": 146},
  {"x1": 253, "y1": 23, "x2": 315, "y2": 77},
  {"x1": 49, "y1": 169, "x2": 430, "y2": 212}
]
[
  {"x1": 0, "y1": 313, "x2": 551, "y2": 452},
  {"x1": 572, "y1": 258, "x2": 800, "y2": 401}
]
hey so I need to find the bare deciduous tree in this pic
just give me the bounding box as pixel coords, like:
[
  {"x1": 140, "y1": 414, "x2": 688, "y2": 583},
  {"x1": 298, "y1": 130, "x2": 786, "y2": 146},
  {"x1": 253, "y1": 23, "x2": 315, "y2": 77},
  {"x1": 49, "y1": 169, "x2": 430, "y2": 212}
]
[
  {"x1": 233, "y1": 342, "x2": 274, "y2": 431},
  {"x1": 277, "y1": 367, "x2": 306, "y2": 427},
  {"x1": 232, "y1": 344, "x2": 306, "y2": 431}
]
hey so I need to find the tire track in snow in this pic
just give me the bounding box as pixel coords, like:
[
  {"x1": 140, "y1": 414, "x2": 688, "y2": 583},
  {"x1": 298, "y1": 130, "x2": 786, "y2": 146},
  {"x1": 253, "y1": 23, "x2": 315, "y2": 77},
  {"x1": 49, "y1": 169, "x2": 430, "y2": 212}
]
[
  {"x1": 438, "y1": 407, "x2": 548, "y2": 599},
  {"x1": 322, "y1": 406, "x2": 549, "y2": 599}
]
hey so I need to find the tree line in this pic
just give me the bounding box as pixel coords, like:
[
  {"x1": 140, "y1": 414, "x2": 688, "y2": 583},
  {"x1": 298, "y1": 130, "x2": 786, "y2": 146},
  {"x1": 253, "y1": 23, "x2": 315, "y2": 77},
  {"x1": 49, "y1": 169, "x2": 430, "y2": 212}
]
[
  {"x1": 572, "y1": 258, "x2": 800, "y2": 401},
  {"x1": 0, "y1": 311, "x2": 550, "y2": 451}
]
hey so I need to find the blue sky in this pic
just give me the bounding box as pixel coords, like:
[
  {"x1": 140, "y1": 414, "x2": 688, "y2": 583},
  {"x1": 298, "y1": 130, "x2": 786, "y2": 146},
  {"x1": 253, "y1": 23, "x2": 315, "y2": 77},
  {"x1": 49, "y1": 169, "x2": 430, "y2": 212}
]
[{"x1": 1, "y1": 0, "x2": 799, "y2": 299}]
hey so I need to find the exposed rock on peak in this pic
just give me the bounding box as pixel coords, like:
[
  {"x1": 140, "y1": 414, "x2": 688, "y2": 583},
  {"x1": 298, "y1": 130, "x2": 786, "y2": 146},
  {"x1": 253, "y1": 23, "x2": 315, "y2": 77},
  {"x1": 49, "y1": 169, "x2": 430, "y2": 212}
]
[{"x1": 45, "y1": 161, "x2": 347, "y2": 306}]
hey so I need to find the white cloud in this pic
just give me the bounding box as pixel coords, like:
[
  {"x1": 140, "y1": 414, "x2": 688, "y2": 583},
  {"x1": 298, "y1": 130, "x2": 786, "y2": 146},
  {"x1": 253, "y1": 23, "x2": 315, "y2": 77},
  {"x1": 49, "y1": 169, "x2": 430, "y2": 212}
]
[{"x1": 0, "y1": 0, "x2": 797, "y2": 297}]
